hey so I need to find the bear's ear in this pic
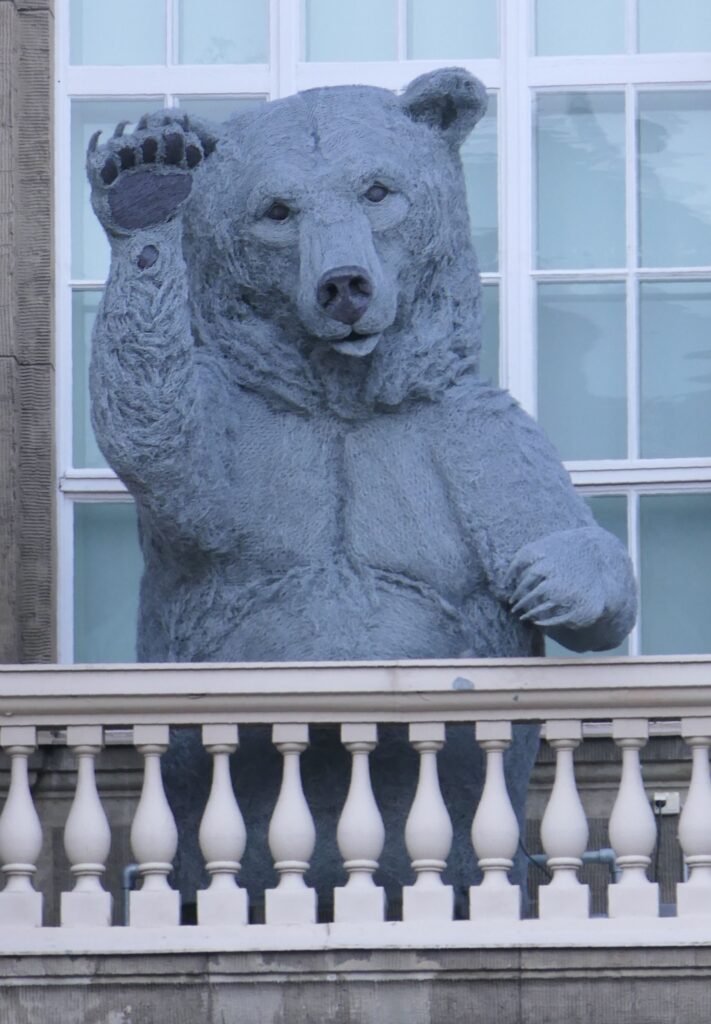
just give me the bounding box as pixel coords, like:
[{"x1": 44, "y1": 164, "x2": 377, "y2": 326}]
[{"x1": 400, "y1": 68, "x2": 487, "y2": 148}]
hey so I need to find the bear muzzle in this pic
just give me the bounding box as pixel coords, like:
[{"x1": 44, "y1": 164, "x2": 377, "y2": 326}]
[{"x1": 316, "y1": 266, "x2": 374, "y2": 326}]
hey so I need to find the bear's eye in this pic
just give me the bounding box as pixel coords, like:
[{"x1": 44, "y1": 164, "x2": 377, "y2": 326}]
[
  {"x1": 265, "y1": 201, "x2": 290, "y2": 222},
  {"x1": 364, "y1": 183, "x2": 389, "y2": 204}
]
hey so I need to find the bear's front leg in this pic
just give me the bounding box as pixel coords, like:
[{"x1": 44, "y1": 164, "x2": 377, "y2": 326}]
[
  {"x1": 87, "y1": 114, "x2": 220, "y2": 535},
  {"x1": 507, "y1": 527, "x2": 637, "y2": 652}
]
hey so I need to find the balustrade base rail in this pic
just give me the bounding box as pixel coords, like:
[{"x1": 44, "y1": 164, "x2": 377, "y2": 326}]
[
  {"x1": 1, "y1": 918, "x2": 711, "y2": 956},
  {"x1": 0, "y1": 658, "x2": 710, "y2": 949}
]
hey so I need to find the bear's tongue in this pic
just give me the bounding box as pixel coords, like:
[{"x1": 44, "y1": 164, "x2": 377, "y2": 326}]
[{"x1": 329, "y1": 333, "x2": 380, "y2": 358}]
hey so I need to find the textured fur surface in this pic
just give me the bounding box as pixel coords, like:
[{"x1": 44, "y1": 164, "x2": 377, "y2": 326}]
[{"x1": 88, "y1": 70, "x2": 636, "y2": 911}]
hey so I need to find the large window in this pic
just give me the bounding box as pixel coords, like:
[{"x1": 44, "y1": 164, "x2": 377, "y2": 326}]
[{"x1": 57, "y1": 0, "x2": 711, "y2": 661}]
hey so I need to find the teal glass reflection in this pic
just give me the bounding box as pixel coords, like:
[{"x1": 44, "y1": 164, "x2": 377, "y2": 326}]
[
  {"x1": 305, "y1": 0, "x2": 397, "y2": 60},
  {"x1": 536, "y1": 0, "x2": 624, "y2": 55},
  {"x1": 74, "y1": 502, "x2": 143, "y2": 663},
  {"x1": 462, "y1": 95, "x2": 498, "y2": 273},
  {"x1": 408, "y1": 0, "x2": 498, "y2": 59},
  {"x1": 640, "y1": 281, "x2": 711, "y2": 458},
  {"x1": 546, "y1": 493, "x2": 629, "y2": 656},
  {"x1": 480, "y1": 283, "x2": 499, "y2": 386},
  {"x1": 178, "y1": 0, "x2": 268, "y2": 64},
  {"x1": 638, "y1": 91, "x2": 711, "y2": 268},
  {"x1": 639, "y1": 0, "x2": 711, "y2": 53},
  {"x1": 72, "y1": 99, "x2": 162, "y2": 281},
  {"x1": 70, "y1": 0, "x2": 165, "y2": 65},
  {"x1": 537, "y1": 283, "x2": 627, "y2": 460},
  {"x1": 640, "y1": 493, "x2": 711, "y2": 655},
  {"x1": 176, "y1": 96, "x2": 267, "y2": 122},
  {"x1": 536, "y1": 92, "x2": 626, "y2": 269},
  {"x1": 72, "y1": 289, "x2": 107, "y2": 469}
]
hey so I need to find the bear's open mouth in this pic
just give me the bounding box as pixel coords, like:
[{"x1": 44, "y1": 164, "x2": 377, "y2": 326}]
[{"x1": 328, "y1": 331, "x2": 381, "y2": 358}]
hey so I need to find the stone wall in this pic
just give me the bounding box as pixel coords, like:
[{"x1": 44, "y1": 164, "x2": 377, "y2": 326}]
[
  {"x1": 2, "y1": 946, "x2": 711, "y2": 1024},
  {"x1": 0, "y1": 0, "x2": 55, "y2": 664}
]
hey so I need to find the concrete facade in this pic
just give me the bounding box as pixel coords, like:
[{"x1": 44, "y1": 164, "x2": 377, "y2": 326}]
[
  {"x1": 0, "y1": 0, "x2": 55, "y2": 664},
  {"x1": 2, "y1": 947, "x2": 711, "y2": 1024}
]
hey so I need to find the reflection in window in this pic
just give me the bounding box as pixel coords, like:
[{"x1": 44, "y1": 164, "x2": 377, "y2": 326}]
[
  {"x1": 536, "y1": 92, "x2": 626, "y2": 270},
  {"x1": 70, "y1": 0, "x2": 165, "y2": 65},
  {"x1": 640, "y1": 493, "x2": 711, "y2": 655},
  {"x1": 74, "y1": 502, "x2": 142, "y2": 663},
  {"x1": 176, "y1": 96, "x2": 268, "y2": 122},
  {"x1": 536, "y1": 0, "x2": 624, "y2": 56},
  {"x1": 305, "y1": 0, "x2": 398, "y2": 61},
  {"x1": 537, "y1": 282, "x2": 627, "y2": 460},
  {"x1": 408, "y1": 0, "x2": 498, "y2": 59},
  {"x1": 178, "y1": 0, "x2": 269, "y2": 64},
  {"x1": 638, "y1": 91, "x2": 711, "y2": 268},
  {"x1": 462, "y1": 95, "x2": 498, "y2": 273},
  {"x1": 640, "y1": 281, "x2": 711, "y2": 458},
  {"x1": 72, "y1": 289, "x2": 106, "y2": 469},
  {"x1": 639, "y1": 0, "x2": 711, "y2": 53}
]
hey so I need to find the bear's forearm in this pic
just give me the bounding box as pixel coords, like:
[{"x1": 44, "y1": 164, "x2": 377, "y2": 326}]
[{"x1": 90, "y1": 220, "x2": 198, "y2": 479}]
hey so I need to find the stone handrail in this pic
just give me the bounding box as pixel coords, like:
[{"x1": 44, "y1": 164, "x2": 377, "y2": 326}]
[{"x1": 0, "y1": 656, "x2": 710, "y2": 952}]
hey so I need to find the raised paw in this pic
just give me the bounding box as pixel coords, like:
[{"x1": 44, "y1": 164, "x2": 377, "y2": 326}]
[{"x1": 86, "y1": 112, "x2": 218, "y2": 233}]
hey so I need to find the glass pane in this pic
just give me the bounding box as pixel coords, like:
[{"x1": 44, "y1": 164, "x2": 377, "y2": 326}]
[
  {"x1": 72, "y1": 289, "x2": 107, "y2": 469},
  {"x1": 536, "y1": 92, "x2": 626, "y2": 269},
  {"x1": 640, "y1": 493, "x2": 711, "y2": 655},
  {"x1": 537, "y1": 283, "x2": 627, "y2": 460},
  {"x1": 462, "y1": 94, "x2": 498, "y2": 273},
  {"x1": 480, "y1": 283, "x2": 499, "y2": 386},
  {"x1": 72, "y1": 99, "x2": 162, "y2": 281},
  {"x1": 639, "y1": 0, "x2": 711, "y2": 53},
  {"x1": 408, "y1": 0, "x2": 498, "y2": 59},
  {"x1": 640, "y1": 281, "x2": 711, "y2": 458},
  {"x1": 638, "y1": 91, "x2": 711, "y2": 268},
  {"x1": 74, "y1": 502, "x2": 142, "y2": 663},
  {"x1": 70, "y1": 0, "x2": 165, "y2": 65},
  {"x1": 536, "y1": 0, "x2": 624, "y2": 55},
  {"x1": 178, "y1": 0, "x2": 268, "y2": 64},
  {"x1": 176, "y1": 96, "x2": 267, "y2": 122},
  {"x1": 546, "y1": 494, "x2": 629, "y2": 656},
  {"x1": 305, "y1": 0, "x2": 397, "y2": 61}
]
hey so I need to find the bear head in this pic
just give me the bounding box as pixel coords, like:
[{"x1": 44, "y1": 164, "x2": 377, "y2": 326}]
[{"x1": 182, "y1": 68, "x2": 488, "y2": 417}]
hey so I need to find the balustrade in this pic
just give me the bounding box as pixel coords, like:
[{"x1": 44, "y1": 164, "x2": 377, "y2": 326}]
[{"x1": 0, "y1": 659, "x2": 709, "y2": 942}]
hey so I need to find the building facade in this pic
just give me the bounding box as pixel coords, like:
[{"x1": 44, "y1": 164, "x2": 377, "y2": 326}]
[{"x1": 1, "y1": 0, "x2": 711, "y2": 664}]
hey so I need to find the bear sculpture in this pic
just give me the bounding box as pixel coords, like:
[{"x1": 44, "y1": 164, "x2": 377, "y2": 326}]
[{"x1": 87, "y1": 69, "x2": 636, "y2": 915}]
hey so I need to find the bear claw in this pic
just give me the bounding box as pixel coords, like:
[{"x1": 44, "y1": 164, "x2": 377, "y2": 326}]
[{"x1": 88, "y1": 113, "x2": 218, "y2": 230}]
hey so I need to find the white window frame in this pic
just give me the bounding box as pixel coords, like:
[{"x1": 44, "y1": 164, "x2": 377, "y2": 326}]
[{"x1": 56, "y1": 0, "x2": 711, "y2": 661}]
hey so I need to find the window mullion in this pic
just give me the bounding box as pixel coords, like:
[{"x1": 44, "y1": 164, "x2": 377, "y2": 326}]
[
  {"x1": 273, "y1": 0, "x2": 299, "y2": 98},
  {"x1": 626, "y1": 83, "x2": 640, "y2": 462},
  {"x1": 627, "y1": 489, "x2": 641, "y2": 655},
  {"x1": 501, "y1": 0, "x2": 535, "y2": 410}
]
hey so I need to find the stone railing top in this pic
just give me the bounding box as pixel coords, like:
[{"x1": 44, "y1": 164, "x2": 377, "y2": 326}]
[{"x1": 0, "y1": 656, "x2": 710, "y2": 725}]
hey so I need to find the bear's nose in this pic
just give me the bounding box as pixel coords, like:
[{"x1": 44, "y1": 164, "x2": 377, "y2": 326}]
[{"x1": 316, "y1": 267, "x2": 373, "y2": 326}]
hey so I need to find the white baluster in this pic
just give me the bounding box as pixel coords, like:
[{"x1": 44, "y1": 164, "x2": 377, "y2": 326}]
[
  {"x1": 402, "y1": 723, "x2": 454, "y2": 922},
  {"x1": 265, "y1": 724, "x2": 316, "y2": 925},
  {"x1": 608, "y1": 719, "x2": 659, "y2": 918},
  {"x1": 538, "y1": 720, "x2": 590, "y2": 920},
  {"x1": 0, "y1": 726, "x2": 43, "y2": 927},
  {"x1": 677, "y1": 717, "x2": 711, "y2": 917},
  {"x1": 470, "y1": 721, "x2": 520, "y2": 920},
  {"x1": 129, "y1": 725, "x2": 180, "y2": 927},
  {"x1": 61, "y1": 726, "x2": 112, "y2": 927},
  {"x1": 197, "y1": 724, "x2": 248, "y2": 926},
  {"x1": 334, "y1": 723, "x2": 385, "y2": 923}
]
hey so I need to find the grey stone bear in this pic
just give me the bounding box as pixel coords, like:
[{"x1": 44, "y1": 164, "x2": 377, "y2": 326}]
[{"x1": 87, "y1": 69, "x2": 636, "y2": 917}]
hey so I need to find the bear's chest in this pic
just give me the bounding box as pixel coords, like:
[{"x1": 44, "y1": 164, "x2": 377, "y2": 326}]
[{"x1": 227, "y1": 398, "x2": 476, "y2": 596}]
